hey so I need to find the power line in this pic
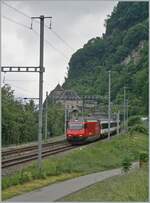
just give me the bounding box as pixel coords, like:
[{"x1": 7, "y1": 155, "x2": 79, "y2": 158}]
[
  {"x1": 2, "y1": 1, "x2": 31, "y2": 19},
  {"x1": 32, "y1": 29, "x2": 69, "y2": 59},
  {"x1": 48, "y1": 28, "x2": 74, "y2": 51},
  {"x1": 2, "y1": 15, "x2": 69, "y2": 59},
  {"x1": 45, "y1": 39, "x2": 69, "y2": 59},
  {"x1": 2, "y1": 15, "x2": 30, "y2": 30},
  {"x1": 2, "y1": 82, "x2": 35, "y2": 95},
  {"x1": 1, "y1": 84, "x2": 33, "y2": 96},
  {"x1": 2, "y1": 1, "x2": 74, "y2": 51}
]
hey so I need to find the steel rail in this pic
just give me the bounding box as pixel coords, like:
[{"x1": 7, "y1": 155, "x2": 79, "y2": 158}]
[
  {"x1": 2, "y1": 140, "x2": 67, "y2": 157},
  {"x1": 2, "y1": 144, "x2": 76, "y2": 168}
]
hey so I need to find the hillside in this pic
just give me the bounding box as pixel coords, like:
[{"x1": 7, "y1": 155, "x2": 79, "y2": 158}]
[{"x1": 63, "y1": 2, "x2": 148, "y2": 115}]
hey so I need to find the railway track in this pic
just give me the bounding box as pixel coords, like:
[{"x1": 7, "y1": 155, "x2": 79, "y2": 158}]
[
  {"x1": 2, "y1": 141, "x2": 77, "y2": 169},
  {"x1": 2, "y1": 140, "x2": 67, "y2": 157},
  {"x1": 2, "y1": 134, "x2": 116, "y2": 169}
]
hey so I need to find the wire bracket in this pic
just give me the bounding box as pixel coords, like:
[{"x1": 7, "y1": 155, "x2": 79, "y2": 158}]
[{"x1": 1, "y1": 66, "x2": 45, "y2": 73}]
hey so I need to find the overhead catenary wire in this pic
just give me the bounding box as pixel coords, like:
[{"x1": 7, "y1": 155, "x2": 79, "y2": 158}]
[
  {"x1": 2, "y1": 1, "x2": 74, "y2": 52},
  {"x1": 2, "y1": 15, "x2": 69, "y2": 60},
  {"x1": 47, "y1": 27, "x2": 74, "y2": 51},
  {"x1": 2, "y1": 15, "x2": 30, "y2": 29},
  {"x1": 3, "y1": 83, "x2": 35, "y2": 95},
  {"x1": 2, "y1": 1, "x2": 31, "y2": 19},
  {"x1": 32, "y1": 29, "x2": 69, "y2": 59}
]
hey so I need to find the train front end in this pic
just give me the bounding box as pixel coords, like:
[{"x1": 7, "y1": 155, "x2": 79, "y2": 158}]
[{"x1": 66, "y1": 121, "x2": 87, "y2": 144}]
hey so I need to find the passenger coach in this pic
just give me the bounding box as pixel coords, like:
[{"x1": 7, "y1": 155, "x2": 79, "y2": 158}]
[{"x1": 66, "y1": 117, "x2": 119, "y2": 144}]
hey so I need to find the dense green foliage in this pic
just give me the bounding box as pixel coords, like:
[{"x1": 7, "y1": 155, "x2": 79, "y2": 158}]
[
  {"x1": 2, "y1": 85, "x2": 65, "y2": 146},
  {"x1": 46, "y1": 102, "x2": 65, "y2": 137},
  {"x1": 63, "y1": 2, "x2": 148, "y2": 115},
  {"x1": 121, "y1": 155, "x2": 132, "y2": 173},
  {"x1": 2, "y1": 85, "x2": 38, "y2": 146}
]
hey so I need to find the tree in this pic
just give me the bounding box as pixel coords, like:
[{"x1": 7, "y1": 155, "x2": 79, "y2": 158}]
[{"x1": 2, "y1": 85, "x2": 38, "y2": 146}]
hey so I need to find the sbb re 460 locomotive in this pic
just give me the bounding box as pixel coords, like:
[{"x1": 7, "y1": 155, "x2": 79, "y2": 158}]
[{"x1": 66, "y1": 117, "x2": 118, "y2": 144}]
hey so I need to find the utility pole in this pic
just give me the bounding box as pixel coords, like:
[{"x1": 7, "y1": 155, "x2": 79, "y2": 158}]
[
  {"x1": 64, "y1": 104, "x2": 67, "y2": 136},
  {"x1": 2, "y1": 15, "x2": 51, "y2": 170},
  {"x1": 108, "y1": 70, "x2": 111, "y2": 140},
  {"x1": 82, "y1": 96, "x2": 84, "y2": 119},
  {"x1": 123, "y1": 86, "x2": 126, "y2": 133},
  {"x1": 117, "y1": 111, "x2": 120, "y2": 136},
  {"x1": 31, "y1": 15, "x2": 52, "y2": 170},
  {"x1": 45, "y1": 91, "x2": 48, "y2": 141},
  {"x1": 126, "y1": 99, "x2": 128, "y2": 133}
]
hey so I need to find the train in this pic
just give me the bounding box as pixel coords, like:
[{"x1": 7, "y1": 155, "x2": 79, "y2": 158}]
[{"x1": 66, "y1": 116, "x2": 119, "y2": 144}]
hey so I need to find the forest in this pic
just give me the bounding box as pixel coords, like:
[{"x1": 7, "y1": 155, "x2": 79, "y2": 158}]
[{"x1": 2, "y1": 2, "x2": 148, "y2": 146}]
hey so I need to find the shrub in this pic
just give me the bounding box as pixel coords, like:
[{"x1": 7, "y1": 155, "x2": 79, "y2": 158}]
[
  {"x1": 19, "y1": 171, "x2": 33, "y2": 183},
  {"x1": 129, "y1": 124, "x2": 148, "y2": 135},
  {"x1": 39, "y1": 171, "x2": 47, "y2": 179},
  {"x1": 128, "y1": 116, "x2": 141, "y2": 126},
  {"x1": 139, "y1": 152, "x2": 148, "y2": 162},
  {"x1": 2, "y1": 178, "x2": 12, "y2": 190},
  {"x1": 121, "y1": 156, "x2": 132, "y2": 173}
]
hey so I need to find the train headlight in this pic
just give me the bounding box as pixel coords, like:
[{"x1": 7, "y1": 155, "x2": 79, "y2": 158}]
[
  {"x1": 68, "y1": 135, "x2": 72, "y2": 137},
  {"x1": 79, "y1": 135, "x2": 83, "y2": 137}
]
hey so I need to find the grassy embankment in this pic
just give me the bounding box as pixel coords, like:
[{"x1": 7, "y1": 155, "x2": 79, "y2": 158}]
[
  {"x1": 2, "y1": 132, "x2": 148, "y2": 200},
  {"x1": 60, "y1": 164, "x2": 148, "y2": 202}
]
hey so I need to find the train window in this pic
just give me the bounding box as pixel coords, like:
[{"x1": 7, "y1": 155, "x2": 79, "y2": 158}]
[
  {"x1": 102, "y1": 123, "x2": 108, "y2": 129},
  {"x1": 68, "y1": 123, "x2": 84, "y2": 130},
  {"x1": 112, "y1": 122, "x2": 117, "y2": 127}
]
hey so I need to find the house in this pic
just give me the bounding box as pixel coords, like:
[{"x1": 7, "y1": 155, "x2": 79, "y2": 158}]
[{"x1": 48, "y1": 84, "x2": 98, "y2": 113}]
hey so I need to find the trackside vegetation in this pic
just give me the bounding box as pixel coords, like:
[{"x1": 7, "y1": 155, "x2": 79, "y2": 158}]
[
  {"x1": 2, "y1": 132, "x2": 148, "y2": 200},
  {"x1": 2, "y1": 85, "x2": 64, "y2": 146},
  {"x1": 60, "y1": 164, "x2": 148, "y2": 202}
]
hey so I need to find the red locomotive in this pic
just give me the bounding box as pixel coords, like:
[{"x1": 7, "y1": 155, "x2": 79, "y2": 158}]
[
  {"x1": 66, "y1": 117, "x2": 118, "y2": 144},
  {"x1": 67, "y1": 118, "x2": 101, "y2": 143}
]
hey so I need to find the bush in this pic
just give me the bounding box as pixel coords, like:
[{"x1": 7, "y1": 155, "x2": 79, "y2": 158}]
[
  {"x1": 139, "y1": 151, "x2": 148, "y2": 162},
  {"x1": 129, "y1": 124, "x2": 148, "y2": 135},
  {"x1": 19, "y1": 171, "x2": 33, "y2": 183},
  {"x1": 128, "y1": 116, "x2": 141, "y2": 126},
  {"x1": 121, "y1": 156, "x2": 132, "y2": 173}
]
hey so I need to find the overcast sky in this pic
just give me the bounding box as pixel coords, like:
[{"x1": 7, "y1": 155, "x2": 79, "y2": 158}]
[{"x1": 2, "y1": 0, "x2": 117, "y2": 101}]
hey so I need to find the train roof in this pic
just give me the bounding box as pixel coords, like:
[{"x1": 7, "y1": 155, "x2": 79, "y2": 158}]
[{"x1": 69, "y1": 116, "x2": 118, "y2": 123}]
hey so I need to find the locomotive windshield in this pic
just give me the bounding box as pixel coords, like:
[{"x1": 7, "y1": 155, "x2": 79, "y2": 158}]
[{"x1": 68, "y1": 123, "x2": 84, "y2": 130}]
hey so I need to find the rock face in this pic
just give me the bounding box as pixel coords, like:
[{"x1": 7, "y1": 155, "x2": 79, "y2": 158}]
[{"x1": 121, "y1": 41, "x2": 145, "y2": 65}]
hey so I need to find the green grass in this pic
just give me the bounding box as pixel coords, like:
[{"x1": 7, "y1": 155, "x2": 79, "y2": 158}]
[
  {"x1": 2, "y1": 173, "x2": 82, "y2": 200},
  {"x1": 60, "y1": 164, "x2": 149, "y2": 202},
  {"x1": 2, "y1": 132, "x2": 148, "y2": 200}
]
